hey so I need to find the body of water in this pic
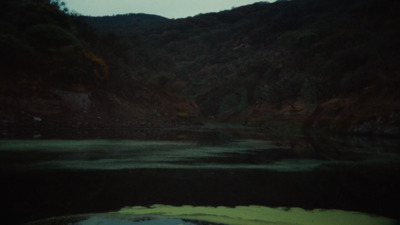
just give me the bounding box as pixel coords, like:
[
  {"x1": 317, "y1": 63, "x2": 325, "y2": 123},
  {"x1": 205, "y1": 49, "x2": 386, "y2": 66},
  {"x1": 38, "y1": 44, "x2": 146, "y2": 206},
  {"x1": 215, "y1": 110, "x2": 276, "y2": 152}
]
[{"x1": 1, "y1": 125, "x2": 399, "y2": 224}]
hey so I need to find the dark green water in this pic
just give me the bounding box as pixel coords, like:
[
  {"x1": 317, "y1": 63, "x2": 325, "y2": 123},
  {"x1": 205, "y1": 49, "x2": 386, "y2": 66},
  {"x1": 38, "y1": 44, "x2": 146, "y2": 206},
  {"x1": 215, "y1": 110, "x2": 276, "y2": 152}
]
[{"x1": 1, "y1": 125, "x2": 399, "y2": 225}]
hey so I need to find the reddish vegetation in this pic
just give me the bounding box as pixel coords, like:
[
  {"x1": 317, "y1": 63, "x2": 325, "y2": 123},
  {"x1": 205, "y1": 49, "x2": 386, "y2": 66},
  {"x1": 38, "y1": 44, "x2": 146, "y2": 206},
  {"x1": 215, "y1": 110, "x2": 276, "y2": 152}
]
[
  {"x1": 220, "y1": 100, "x2": 313, "y2": 127},
  {"x1": 303, "y1": 85, "x2": 400, "y2": 135},
  {"x1": 218, "y1": 83, "x2": 400, "y2": 136}
]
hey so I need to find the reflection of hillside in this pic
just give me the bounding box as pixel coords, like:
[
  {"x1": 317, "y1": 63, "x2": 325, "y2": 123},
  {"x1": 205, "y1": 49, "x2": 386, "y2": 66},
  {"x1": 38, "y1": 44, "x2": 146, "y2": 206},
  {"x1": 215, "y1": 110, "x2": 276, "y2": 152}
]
[{"x1": 2, "y1": 126, "x2": 399, "y2": 170}]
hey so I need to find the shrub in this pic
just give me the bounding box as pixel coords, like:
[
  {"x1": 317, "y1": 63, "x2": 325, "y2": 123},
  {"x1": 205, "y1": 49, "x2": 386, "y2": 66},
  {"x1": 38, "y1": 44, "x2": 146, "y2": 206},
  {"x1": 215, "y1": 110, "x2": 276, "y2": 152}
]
[
  {"x1": 148, "y1": 72, "x2": 175, "y2": 88},
  {"x1": 0, "y1": 34, "x2": 34, "y2": 67},
  {"x1": 277, "y1": 29, "x2": 319, "y2": 47},
  {"x1": 46, "y1": 47, "x2": 108, "y2": 85},
  {"x1": 25, "y1": 24, "x2": 80, "y2": 51},
  {"x1": 218, "y1": 89, "x2": 248, "y2": 114},
  {"x1": 301, "y1": 74, "x2": 332, "y2": 103},
  {"x1": 15, "y1": 2, "x2": 72, "y2": 29},
  {"x1": 0, "y1": 21, "x2": 17, "y2": 35},
  {"x1": 262, "y1": 74, "x2": 303, "y2": 104}
]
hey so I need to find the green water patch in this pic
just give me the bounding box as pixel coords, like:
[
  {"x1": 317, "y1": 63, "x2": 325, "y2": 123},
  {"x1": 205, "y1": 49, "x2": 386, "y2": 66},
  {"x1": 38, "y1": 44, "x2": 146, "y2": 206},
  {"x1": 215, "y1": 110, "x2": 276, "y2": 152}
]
[
  {"x1": 0, "y1": 140, "x2": 193, "y2": 152},
  {"x1": 26, "y1": 205, "x2": 398, "y2": 225},
  {"x1": 1, "y1": 139, "x2": 398, "y2": 171},
  {"x1": 1, "y1": 139, "x2": 308, "y2": 171}
]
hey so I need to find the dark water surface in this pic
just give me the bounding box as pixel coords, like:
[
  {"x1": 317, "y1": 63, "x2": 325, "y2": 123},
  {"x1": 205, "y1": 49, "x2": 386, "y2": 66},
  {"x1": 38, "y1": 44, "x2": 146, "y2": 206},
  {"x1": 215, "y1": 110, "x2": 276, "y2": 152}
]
[{"x1": 1, "y1": 125, "x2": 399, "y2": 225}]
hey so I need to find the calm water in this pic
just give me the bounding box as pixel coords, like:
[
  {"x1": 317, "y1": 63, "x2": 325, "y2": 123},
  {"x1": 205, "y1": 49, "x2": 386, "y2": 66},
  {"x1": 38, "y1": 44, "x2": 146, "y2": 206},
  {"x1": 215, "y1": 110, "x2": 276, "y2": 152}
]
[{"x1": 1, "y1": 125, "x2": 399, "y2": 225}]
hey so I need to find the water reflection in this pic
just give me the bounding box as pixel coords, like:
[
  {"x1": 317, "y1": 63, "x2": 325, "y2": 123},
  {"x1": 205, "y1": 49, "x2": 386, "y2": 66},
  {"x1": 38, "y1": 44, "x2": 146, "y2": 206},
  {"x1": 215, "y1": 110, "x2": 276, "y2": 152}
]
[
  {"x1": 0, "y1": 125, "x2": 399, "y2": 225},
  {"x1": 72, "y1": 217, "x2": 203, "y2": 225},
  {"x1": 0, "y1": 137, "x2": 398, "y2": 171}
]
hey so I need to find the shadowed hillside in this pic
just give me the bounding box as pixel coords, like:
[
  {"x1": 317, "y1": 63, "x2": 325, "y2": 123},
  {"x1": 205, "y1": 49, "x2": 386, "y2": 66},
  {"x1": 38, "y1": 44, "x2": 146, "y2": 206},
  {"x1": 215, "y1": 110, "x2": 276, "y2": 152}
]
[
  {"x1": 1, "y1": 0, "x2": 400, "y2": 136},
  {"x1": 0, "y1": 0, "x2": 201, "y2": 136},
  {"x1": 86, "y1": 0, "x2": 400, "y2": 135}
]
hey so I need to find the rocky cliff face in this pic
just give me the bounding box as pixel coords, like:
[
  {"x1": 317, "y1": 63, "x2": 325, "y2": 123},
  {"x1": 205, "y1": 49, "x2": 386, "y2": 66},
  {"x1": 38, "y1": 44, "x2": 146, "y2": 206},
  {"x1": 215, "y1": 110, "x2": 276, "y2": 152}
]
[{"x1": 1, "y1": 82, "x2": 202, "y2": 137}]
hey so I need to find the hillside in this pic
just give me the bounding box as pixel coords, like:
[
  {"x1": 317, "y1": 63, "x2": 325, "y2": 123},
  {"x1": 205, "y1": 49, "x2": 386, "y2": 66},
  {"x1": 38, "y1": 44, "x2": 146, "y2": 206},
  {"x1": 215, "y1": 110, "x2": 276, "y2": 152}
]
[
  {"x1": 0, "y1": 0, "x2": 201, "y2": 137},
  {"x1": 86, "y1": 0, "x2": 400, "y2": 135},
  {"x1": 1, "y1": 0, "x2": 400, "y2": 136}
]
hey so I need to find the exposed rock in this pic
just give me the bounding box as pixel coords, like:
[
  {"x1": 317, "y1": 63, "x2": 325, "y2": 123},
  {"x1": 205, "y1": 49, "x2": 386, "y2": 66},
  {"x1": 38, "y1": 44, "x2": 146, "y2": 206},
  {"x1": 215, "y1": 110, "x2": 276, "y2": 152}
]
[
  {"x1": 1, "y1": 84, "x2": 203, "y2": 135},
  {"x1": 353, "y1": 120, "x2": 379, "y2": 135},
  {"x1": 304, "y1": 89, "x2": 400, "y2": 136},
  {"x1": 383, "y1": 126, "x2": 400, "y2": 136},
  {"x1": 52, "y1": 89, "x2": 91, "y2": 112}
]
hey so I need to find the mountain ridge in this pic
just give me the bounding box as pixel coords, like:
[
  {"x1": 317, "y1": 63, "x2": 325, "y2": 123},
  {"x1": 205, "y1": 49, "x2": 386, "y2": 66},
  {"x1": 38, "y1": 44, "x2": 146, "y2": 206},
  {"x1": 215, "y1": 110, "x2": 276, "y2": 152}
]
[{"x1": 84, "y1": 13, "x2": 170, "y2": 35}]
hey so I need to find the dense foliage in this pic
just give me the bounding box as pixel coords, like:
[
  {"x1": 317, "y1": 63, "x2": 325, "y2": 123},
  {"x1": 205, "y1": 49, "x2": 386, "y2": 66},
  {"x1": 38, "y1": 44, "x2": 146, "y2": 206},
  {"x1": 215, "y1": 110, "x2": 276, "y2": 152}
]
[
  {"x1": 85, "y1": 0, "x2": 400, "y2": 117},
  {"x1": 0, "y1": 0, "x2": 109, "y2": 87},
  {"x1": 1, "y1": 0, "x2": 400, "y2": 130}
]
